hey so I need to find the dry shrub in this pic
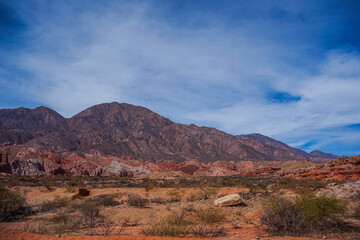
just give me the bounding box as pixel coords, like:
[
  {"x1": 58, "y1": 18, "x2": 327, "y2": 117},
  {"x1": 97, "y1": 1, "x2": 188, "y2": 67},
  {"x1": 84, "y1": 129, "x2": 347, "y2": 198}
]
[
  {"x1": 230, "y1": 218, "x2": 242, "y2": 229},
  {"x1": 196, "y1": 207, "x2": 226, "y2": 223},
  {"x1": 0, "y1": 187, "x2": 31, "y2": 221},
  {"x1": 351, "y1": 204, "x2": 360, "y2": 220},
  {"x1": 167, "y1": 188, "x2": 184, "y2": 198},
  {"x1": 142, "y1": 209, "x2": 191, "y2": 237},
  {"x1": 87, "y1": 194, "x2": 120, "y2": 207},
  {"x1": 95, "y1": 219, "x2": 124, "y2": 236},
  {"x1": 187, "y1": 188, "x2": 217, "y2": 202},
  {"x1": 191, "y1": 224, "x2": 227, "y2": 238},
  {"x1": 127, "y1": 193, "x2": 149, "y2": 207},
  {"x1": 79, "y1": 202, "x2": 103, "y2": 229},
  {"x1": 261, "y1": 193, "x2": 351, "y2": 237},
  {"x1": 40, "y1": 195, "x2": 71, "y2": 212},
  {"x1": 150, "y1": 196, "x2": 167, "y2": 204}
]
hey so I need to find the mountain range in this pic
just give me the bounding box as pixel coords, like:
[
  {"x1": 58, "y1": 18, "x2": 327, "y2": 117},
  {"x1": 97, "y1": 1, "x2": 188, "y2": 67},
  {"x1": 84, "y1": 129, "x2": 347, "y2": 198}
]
[{"x1": 0, "y1": 102, "x2": 338, "y2": 163}]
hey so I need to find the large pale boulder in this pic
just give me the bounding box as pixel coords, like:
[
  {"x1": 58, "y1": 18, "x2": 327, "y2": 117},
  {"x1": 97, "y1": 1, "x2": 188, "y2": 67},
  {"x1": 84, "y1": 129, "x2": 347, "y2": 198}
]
[{"x1": 214, "y1": 193, "x2": 244, "y2": 207}]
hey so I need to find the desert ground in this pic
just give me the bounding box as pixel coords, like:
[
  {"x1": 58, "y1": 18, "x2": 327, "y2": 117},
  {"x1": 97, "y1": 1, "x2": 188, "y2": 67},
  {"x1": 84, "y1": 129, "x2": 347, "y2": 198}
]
[{"x1": 0, "y1": 175, "x2": 359, "y2": 240}]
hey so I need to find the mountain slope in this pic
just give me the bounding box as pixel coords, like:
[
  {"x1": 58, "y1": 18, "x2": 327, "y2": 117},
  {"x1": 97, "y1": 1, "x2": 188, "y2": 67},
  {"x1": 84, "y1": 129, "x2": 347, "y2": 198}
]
[
  {"x1": 309, "y1": 150, "x2": 340, "y2": 159},
  {"x1": 0, "y1": 102, "x2": 337, "y2": 162}
]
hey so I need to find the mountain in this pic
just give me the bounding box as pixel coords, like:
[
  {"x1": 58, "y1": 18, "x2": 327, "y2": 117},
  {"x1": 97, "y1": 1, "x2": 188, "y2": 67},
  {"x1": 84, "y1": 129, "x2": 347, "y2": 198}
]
[
  {"x1": 309, "y1": 150, "x2": 340, "y2": 159},
  {"x1": 0, "y1": 102, "x2": 337, "y2": 162},
  {"x1": 0, "y1": 106, "x2": 68, "y2": 145},
  {"x1": 237, "y1": 133, "x2": 310, "y2": 161}
]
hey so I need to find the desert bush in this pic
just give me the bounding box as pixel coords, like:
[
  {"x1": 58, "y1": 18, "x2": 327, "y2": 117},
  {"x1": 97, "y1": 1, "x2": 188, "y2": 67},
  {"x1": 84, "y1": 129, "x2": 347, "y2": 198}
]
[
  {"x1": 352, "y1": 204, "x2": 360, "y2": 220},
  {"x1": 191, "y1": 224, "x2": 227, "y2": 238},
  {"x1": 276, "y1": 178, "x2": 327, "y2": 192},
  {"x1": 79, "y1": 201, "x2": 103, "y2": 229},
  {"x1": 238, "y1": 190, "x2": 257, "y2": 200},
  {"x1": 168, "y1": 196, "x2": 181, "y2": 203},
  {"x1": 196, "y1": 207, "x2": 225, "y2": 223},
  {"x1": 87, "y1": 194, "x2": 120, "y2": 207},
  {"x1": 167, "y1": 188, "x2": 184, "y2": 198},
  {"x1": 150, "y1": 196, "x2": 167, "y2": 204},
  {"x1": 44, "y1": 183, "x2": 54, "y2": 192},
  {"x1": 142, "y1": 210, "x2": 191, "y2": 237},
  {"x1": 65, "y1": 184, "x2": 75, "y2": 193},
  {"x1": 187, "y1": 188, "x2": 217, "y2": 202},
  {"x1": 0, "y1": 187, "x2": 30, "y2": 221},
  {"x1": 142, "y1": 220, "x2": 189, "y2": 237},
  {"x1": 127, "y1": 193, "x2": 149, "y2": 208},
  {"x1": 261, "y1": 193, "x2": 350, "y2": 236},
  {"x1": 182, "y1": 204, "x2": 196, "y2": 212},
  {"x1": 95, "y1": 219, "x2": 124, "y2": 236},
  {"x1": 40, "y1": 195, "x2": 71, "y2": 212},
  {"x1": 167, "y1": 209, "x2": 191, "y2": 226},
  {"x1": 51, "y1": 208, "x2": 80, "y2": 234},
  {"x1": 230, "y1": 218, "x2": 242, "y2": 229}
]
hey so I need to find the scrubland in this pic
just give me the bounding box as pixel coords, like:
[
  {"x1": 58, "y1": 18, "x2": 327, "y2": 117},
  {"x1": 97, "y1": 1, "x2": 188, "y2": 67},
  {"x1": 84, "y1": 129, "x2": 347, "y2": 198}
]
[{"x1": 0, "y1": 175, "x2": 359, "y2": 240}]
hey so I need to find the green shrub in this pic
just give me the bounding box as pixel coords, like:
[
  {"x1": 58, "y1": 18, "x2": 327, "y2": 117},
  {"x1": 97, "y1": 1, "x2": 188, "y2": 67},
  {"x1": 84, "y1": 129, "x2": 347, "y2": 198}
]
[
  {"x1": 261, "y1": 193, "x2": 350, "y2": 236},
  {"x1": 0, "y1": 187, "x2": 30, "y2": 221}
]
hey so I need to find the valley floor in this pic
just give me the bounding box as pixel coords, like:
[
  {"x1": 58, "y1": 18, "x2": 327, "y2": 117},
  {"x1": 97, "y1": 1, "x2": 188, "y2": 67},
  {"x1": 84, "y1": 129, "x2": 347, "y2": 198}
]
[{"x1": 0, "y1": 176, "x2": 359, "y2": 240}]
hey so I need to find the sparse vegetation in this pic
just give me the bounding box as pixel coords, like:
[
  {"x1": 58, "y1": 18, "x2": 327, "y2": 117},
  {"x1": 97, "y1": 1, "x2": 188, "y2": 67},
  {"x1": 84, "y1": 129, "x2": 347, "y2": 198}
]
[
  {"x1": 0, "y1": 187, "x2": 31, "y2": 221},
  {"x1": 86, "y1": 194, "x2": 121, "y2": 207},
  {"x1": 127, "y1": 193, "x2": 149, "y2": 207},
  {"x1": 191, "y1": 224, "x2": 227, "y2": 238},
  {"x1": 196, "y1": 207, "x2": 226, "y2": 223},
  {"x1": 261, "y1": 193, "x2": 350, "y2": 236},
  {"x1": 40, "y1": 195, "x2": 71, "y2": 212},
  {"x1": 142, "y1": 210, "x2": 191, "y2": 237}
]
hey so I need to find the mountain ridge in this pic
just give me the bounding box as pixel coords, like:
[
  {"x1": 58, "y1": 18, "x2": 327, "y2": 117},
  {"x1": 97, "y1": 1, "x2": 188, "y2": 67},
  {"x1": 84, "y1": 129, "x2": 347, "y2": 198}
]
[{"x1": 0, "y1": 102, "x2": 338, "y2": 162}]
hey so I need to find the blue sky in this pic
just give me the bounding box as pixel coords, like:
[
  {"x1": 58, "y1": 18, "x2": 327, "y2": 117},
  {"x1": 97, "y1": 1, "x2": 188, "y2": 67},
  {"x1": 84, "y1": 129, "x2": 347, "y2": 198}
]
[{"x1": 0, "y1": 0, "x2": 359, "y2": 156}]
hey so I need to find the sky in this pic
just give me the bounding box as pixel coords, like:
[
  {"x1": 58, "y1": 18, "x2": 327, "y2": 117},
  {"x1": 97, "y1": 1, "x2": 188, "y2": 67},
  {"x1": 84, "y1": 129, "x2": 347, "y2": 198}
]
[{"x1": 0, "y1": 0, "x2": 359, "y2": 156}]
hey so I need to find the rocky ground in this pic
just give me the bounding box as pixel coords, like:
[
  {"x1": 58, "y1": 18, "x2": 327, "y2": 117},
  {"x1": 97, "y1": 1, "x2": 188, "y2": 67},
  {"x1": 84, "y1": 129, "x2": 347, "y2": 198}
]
[{"x1": 0, "y1": 177, "x2": 359, "y2": 240}]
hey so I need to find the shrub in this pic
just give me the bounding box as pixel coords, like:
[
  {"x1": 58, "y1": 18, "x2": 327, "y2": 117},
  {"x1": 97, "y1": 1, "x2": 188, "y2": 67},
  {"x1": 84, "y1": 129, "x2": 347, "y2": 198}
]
[
  {"x1": 191, "y1": 224, "x2": 227, "y2": 238},
  {"x1": 40, "y1": 195, "x2": 71, "y2": 212},
  {"x1": 142, "y1": 220, "x2": 189, "y2": 237},
  {"x1": 44, "y1": 183, "x2": 54, "y2": 192},
  {"x1": 87, "y1": 194, "x2": 120, "y2": 207},
  {"x1": 352, "y1": 204, "x2": 360, "y2": 220},
  {"x1": 142, "y1": 210, "x2": 191, "y2": 237},
  {"x1": 261, "y1": 193, "x2": 350, "y2": 236},
  {"x1": 0, "y1": 187, "x2": 30, "y2": 221},
  {"x1": 51, "y1": 208, "x2": 78, "y2": 234},
  {"x1": 196, "y1": 207, "x2": 225, "y2": 223},
  {"x1": 150, "y1": 196, "x2": 166, "y2": 204},
  {"x1": 167, "y1": 188, "x2": 184, "y2": 198},
  {"x1": 95, "y1": 219, "x2": 124, "y2": 236},
  {"x1": 187, "y1": 188, "x2": 217, "y2": 202},
  {"x1": 79, "y1": 201, "x2": 103, "y2": 229},
  {"x1": 127, "y1": 193, "x2": 149, "y2": 208}
]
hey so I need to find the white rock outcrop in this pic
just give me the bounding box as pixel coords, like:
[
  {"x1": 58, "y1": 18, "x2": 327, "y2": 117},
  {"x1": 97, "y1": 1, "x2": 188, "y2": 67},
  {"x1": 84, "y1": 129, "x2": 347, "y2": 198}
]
[{"x1": 214, "y1": 193, "x2": 244, "y2": 207}]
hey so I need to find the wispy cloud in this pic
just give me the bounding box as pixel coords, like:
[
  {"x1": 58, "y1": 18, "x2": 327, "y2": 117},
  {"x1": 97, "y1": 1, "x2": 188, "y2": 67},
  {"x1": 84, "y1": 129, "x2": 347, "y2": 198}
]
[{"x1": 1, "y1": 0, "x2": 359, "y2": 155}]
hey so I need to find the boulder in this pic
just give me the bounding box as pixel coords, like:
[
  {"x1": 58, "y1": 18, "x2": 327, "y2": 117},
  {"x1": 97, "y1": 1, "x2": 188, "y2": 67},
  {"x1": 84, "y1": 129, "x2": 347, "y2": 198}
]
[
  {"x1": 214, "y1": 193, "x2": 244, "y2": 207},
  {"x1": 78, "y1": 188, "x2": 90, "y2": 196}
]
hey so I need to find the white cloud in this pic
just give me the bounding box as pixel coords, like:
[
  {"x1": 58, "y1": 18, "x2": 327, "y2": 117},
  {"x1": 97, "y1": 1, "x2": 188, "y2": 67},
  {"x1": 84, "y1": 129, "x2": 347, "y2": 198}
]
[{"x1": 5, "y1": 1, "x2": 360, "y2": 155}]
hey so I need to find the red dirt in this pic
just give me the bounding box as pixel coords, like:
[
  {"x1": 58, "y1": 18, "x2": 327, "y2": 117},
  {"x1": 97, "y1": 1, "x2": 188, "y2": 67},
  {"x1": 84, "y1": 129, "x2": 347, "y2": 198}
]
[{"x1": 0, "y1": 229, "x2": 329, "y2": 240}]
